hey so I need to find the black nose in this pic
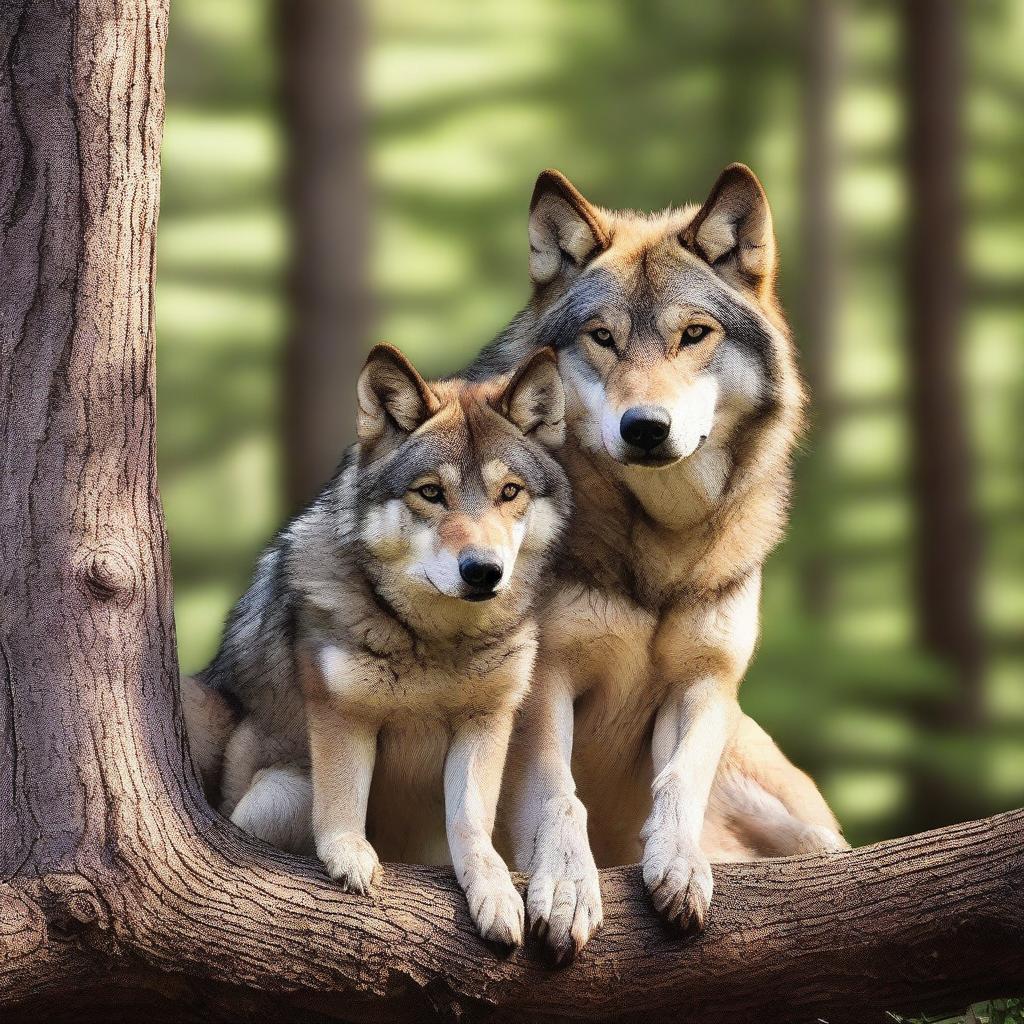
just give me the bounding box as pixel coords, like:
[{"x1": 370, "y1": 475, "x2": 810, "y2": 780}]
[
  {"x1": 458, "y1": 550, "x2": 503, "y2": 591},
  {"x1": 620, "y1": 406, "x2": 671, "y2": 453}
]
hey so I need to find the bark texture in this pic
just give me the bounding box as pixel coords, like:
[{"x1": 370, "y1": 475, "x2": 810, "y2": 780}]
[{"x1": 1, "y1": 3, "x2": 1022, "y2": 1023}]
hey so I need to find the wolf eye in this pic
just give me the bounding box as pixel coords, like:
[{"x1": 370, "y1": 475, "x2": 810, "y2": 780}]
[
  {"x1": 415, "y1": 484, "x2": 444, "y2": 504},
  {"x1": 499, "y1": 482, "x2": 522, "y2": 502},
  {"x1": 682, "y1": 324, "x2": 711, "y2": 344},
  {"x1": 589, "y1": 328, "x2": 615, "y2": 348}
]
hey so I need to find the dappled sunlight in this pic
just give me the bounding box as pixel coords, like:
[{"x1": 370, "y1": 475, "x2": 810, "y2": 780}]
[
  {"x1": 829, "y1": 769, "x2": 907, "y2": 829},
  {"x1": 156, "y1": 0, "x2": 1024, "y2": 851}
]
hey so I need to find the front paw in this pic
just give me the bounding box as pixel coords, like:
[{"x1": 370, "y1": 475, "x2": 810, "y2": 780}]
[
  {"x1": 461, "y1": 854, "x2": 525, "y2": 948},
  {"x1": 317, "y1": 831, "x2": 380, "y2": 894},
  {"x1": 642, "y1": 840, "x2": 713, "y2": 933},
  {"x1": 525, "y1": 796, "x2": 603, "y2": 964}
]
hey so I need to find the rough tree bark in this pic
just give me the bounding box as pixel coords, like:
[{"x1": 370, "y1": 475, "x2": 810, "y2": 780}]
[
  {"x1": 1, "y1": 3, "x2": 1022, "y2": 1023},
  {"x1": 278, "y1": 0, "x2": 371, "y2": 511}
]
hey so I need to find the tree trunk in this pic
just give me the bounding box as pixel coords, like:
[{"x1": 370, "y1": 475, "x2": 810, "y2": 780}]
[
  {"x1": 902, "y1": 0, "x2": 984, "y2": 836},
  {"x1": 799, "y1": 0, "x2": 841, "y2": 617},
  {"x1": 278, "y1": 0, "x2": 371, "y2": 511},
  {"x1": 903, "y1": 0, "x2": 983, "y2": 724},
  {"x1": 2, "y1": 3, "x2": 1022, "y2": 1022}
]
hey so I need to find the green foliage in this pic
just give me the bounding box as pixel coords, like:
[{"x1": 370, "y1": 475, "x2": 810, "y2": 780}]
[
  {"x1": 158, "y1": 0, "x2": 1024, "y2": 850},
  {"x1": 894, "y1": 996, "x2": 1024, "y2": 1024}
]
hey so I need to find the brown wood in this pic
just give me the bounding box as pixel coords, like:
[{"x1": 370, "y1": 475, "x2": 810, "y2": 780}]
[
  {"x1": 1, "y1": 3, "x2": 1021, "y2": 1022},
  {"x1": 278, "y1": 0, "x2": 372, "y2": 510},
  {"x1": 903, "y1": 0, "x2": 983, "y2": 725}
]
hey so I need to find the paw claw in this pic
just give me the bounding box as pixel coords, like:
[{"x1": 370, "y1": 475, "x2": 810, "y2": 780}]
[
  {"x1": 317, "y1": 832, "x2": 380, "y2": 894},
  {"x1": 462, "y1": 854, "x2": 524, "y2": 948},
  {"x1": 524, "y1": 797, "x2": 603, "y2": 963},
  {"x1": 643, "y1": 844, "x2": 712, "y2": 935}
]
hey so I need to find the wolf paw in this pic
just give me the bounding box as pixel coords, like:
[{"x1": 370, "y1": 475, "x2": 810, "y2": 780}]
[
  {"x1": 317, "y1": 831, "x2": 380, "y2": 895},
  {"x1": 525, "y1": 796, "x2": 603, "y2": 964},
  {"x1": 462, "y1": 855, "x2": 525, "y2": 948},
  {"x1": 527, "y1": 872, "x2": 603, "y2": 965},
  {"x1": 642, "y1": 842, "x2": 713, "y2": 933}
]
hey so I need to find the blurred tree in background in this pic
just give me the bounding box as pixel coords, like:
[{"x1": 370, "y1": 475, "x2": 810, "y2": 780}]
[{"x1": 157, "y1": 0, "x2": 1024, "y2": 850}]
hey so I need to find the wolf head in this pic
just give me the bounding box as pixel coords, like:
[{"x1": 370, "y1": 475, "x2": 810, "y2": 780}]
[
  {"x1": 525, "y1": 164, "x2": 804, "y2": 475},
  {"x1": 354, "y1": 344, "x2": 570, "y2": 615}
]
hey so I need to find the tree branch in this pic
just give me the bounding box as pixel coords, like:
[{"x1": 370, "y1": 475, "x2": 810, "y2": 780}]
[{"x1": 3, "y1": 800, "x2": 1023, "y2": 1023}]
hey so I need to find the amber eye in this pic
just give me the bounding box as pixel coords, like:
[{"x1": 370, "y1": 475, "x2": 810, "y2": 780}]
[
  {"x1": 589, "y1": 328, "x2": 615, "y2": 348},
  {"x1": 500, "y1": 482, "x2": 522, "y2": 502},
  {"x1": 682, "y1": 324, "x2": 711, "y2": 344},
  {"x1": 415, "y1": 483, "x2": 444, "y2": 504}
]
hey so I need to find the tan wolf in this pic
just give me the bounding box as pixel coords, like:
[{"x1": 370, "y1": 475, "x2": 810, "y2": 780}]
[
  {"x1": 182, "y1": 164, "x2": 847, "y2": 962},
  {"x1": 186, "y1": 344, "x2": 572, "y2": 947},
  {"x1": 462, "y1": 164, "x2": 849, "y2": 961}
]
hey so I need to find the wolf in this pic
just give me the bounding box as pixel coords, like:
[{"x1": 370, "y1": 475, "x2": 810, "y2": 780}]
[
  {"x1": 463, "y1": 164, "x2": 849, "y2": 961},
  {"x1": 186, "y1": 343, "x2": 572, "y2": 946}
]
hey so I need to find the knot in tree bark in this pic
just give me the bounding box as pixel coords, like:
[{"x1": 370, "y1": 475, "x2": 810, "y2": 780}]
[
  {"x1": 78, "y1": 542, "x2": 137, "y2": 604},
  {"x1": 36, "y1": 873, "x2": 111, "y2": 938}
]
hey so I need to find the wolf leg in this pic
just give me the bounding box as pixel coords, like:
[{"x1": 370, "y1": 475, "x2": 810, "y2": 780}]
[
  {"x1": 229, "y1": 763, "x2": 313, "y2": 853},
  {"x1": 640, "y1": 679, "x2": 738, "y2": 933},
  {"x1": 506, "y1": 672, "x2": 602, "y2": 964},
  {"x1": 444, "y1": 709, "x2": 524, "y2": 948},
  {"x1": 306, "y1": 696, "x2": 381, "y2": 895}
]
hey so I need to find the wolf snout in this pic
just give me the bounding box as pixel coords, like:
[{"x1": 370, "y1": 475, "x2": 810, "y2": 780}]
[
  {"x1": 458, "y1": 548, "x2": 504, "y2": 598},
  {"x1": 620, "y1": 405, "x2": 671, "y2": 453}
]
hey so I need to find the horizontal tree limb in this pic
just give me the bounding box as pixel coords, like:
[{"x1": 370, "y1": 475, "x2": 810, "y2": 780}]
[{"x1": 3, "y1": 802, "x2": 1022, "y2": 1024}]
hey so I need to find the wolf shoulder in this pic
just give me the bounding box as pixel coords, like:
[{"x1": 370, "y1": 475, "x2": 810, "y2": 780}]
[{"x1": 200, "y1": 451, "x2": 359, "y2": 706}]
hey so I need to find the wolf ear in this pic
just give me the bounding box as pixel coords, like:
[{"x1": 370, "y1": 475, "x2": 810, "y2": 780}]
[
  {"x1": 497, "y1": 348, "x2": 566, "y2": 450},
  {"x1": 357, "y1": 344, "x2": 440, "y2": 444},
  {"x1": 529, "y1": 169, "x2": 609, "y2": 287},
  {"x1": 681, "y1": 163, "x2": 777, "y2": 297}
]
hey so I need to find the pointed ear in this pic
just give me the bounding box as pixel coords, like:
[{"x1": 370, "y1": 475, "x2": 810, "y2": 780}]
[
  {"x1": 496, "y1": 348, "x2": 566, "y2": 450},
  {"x1": 528, "y1": 169, "x2": 609, "y2": 287},
  {"x1": 356, "y1": 344, "x2": 440, "y2": 445},
  {"x1": 681, "y1": 163, "x2": 777, "y2": 297}
]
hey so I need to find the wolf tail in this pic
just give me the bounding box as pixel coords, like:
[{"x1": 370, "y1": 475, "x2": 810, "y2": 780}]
[
  {"x1": 181, "y1": 673, "x2": 239, "y2": 802},
  {"x1": 704, "y1": 714, "x2": 850, "y2": 861}
]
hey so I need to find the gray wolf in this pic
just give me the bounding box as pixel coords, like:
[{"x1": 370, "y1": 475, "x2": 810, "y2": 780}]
[
  {"x1": 186, "y1": 344, "x2": 572, "y2": 947},
  {"x1": 465, "y1": 164, "x2": 849, "y2": 961}
]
